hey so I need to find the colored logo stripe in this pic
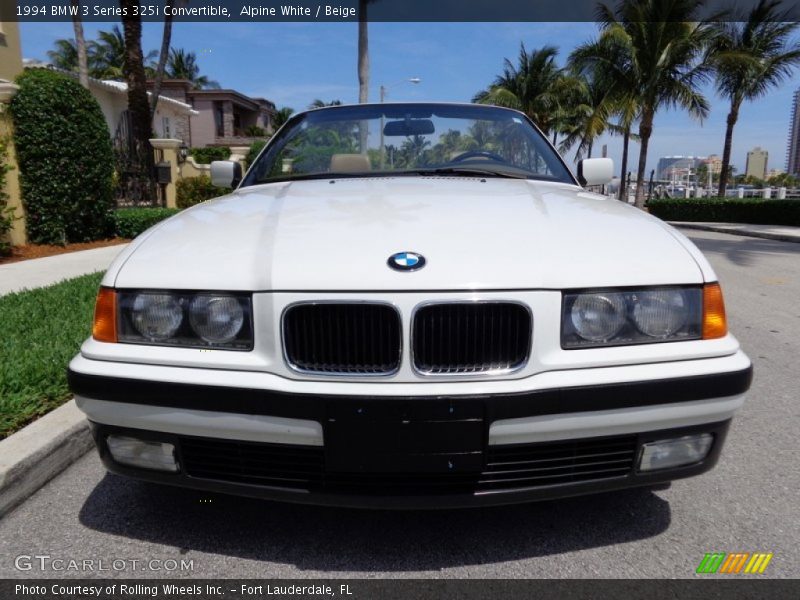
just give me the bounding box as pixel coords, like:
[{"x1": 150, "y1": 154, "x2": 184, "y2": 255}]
[{"x1": 696, "y1": 552, "x2": 773, "y2": 574}]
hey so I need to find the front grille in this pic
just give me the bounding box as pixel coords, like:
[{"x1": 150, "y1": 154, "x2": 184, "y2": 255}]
[
  {"x1": 282, "y1": 303, "x2": 401, "y2": 375},
  {"x1": 179, "y1": 435, "x2": 636, "y2": 495},
  {"x1": 412, "y1": 302, "x2": 532, "y2": 374}
]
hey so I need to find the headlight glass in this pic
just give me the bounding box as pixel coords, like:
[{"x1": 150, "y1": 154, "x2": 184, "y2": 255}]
[
  {"x1": 131, "y1": 293, "x2": 183, "y2": 340},
  {"x1": 118, "y1": 291, "x2": 253, "y2": 350},
  {"x1": 562, "y1": 287, "x2": 702, "y2": 348},
  {"x1": 189, "y1": 295, "x2": 245, "y2": 343},
  {"x1": 570, "y1": 293, "x2": 626, "y2": 342}
]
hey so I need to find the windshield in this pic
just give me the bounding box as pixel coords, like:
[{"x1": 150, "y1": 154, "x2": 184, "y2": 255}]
[{"x1": 242, "y1": 104, "x2": 575, "y2": 186}]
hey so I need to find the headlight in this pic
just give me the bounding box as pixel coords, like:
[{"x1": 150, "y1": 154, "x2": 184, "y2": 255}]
[
  {"x1": 562, "y1": 287, "x2": 702, "y2": 348},
  {"x1": 189, "y1": 295, "x2": 245, "y2": 343},
  {"x1": 118, "y1": 291, "x2": 253, "y2": 350},
  {"x1": 130, "y1": 293, "x2": 183, "y2": 341}
]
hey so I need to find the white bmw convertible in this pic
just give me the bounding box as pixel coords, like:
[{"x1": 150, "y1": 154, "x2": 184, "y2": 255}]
[{"x1": 69, "y1": 103, "x2": 751, "y2": 508}]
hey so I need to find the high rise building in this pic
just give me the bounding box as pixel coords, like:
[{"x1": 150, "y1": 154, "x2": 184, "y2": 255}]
[
  {"x1": 787, "y1": 88, "x2": 800, "y2": 176},
  {"x1": 745, "y1": 147, "x2": 768, "y2": 180}
]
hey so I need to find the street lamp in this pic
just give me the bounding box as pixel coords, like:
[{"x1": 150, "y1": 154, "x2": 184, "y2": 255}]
[
  {"x1": 380, "y1": 77, "x2": 421, "y2": 103},
  {"x1": 379, "y1": 78, "x2": 421, "y2": 169}
]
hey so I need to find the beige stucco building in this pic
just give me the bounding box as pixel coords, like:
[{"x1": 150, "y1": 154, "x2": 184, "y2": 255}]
[{"x1": 0, "y1": 18, "x2": 26, "y2": 246}]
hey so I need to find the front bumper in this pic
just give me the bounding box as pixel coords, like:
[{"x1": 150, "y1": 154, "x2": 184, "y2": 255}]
[{"x1": 68, "y1": 355, "x2": 752, "y2": 509}]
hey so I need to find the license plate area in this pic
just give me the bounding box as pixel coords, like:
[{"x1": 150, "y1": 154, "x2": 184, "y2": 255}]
[{"x1": 324, "y1": 399, "x2": 485, "y2": 474}]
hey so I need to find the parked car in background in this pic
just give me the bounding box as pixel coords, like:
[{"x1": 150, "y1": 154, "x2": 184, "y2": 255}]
[{"x1": 69, "y1": 103, "x2": 751, "y2": 508}]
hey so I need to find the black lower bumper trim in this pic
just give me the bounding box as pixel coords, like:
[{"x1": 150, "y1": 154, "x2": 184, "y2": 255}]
[
  {"x1": 91, "y1": 420, "x2": 731, "y2": 509},
  {"x1": 68, "y1": 363, "x2": 752, "y2": 422}
]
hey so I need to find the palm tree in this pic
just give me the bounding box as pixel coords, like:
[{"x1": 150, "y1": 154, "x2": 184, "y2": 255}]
[
  {"x1": 166, "y1": 49, "x2": 220, "y2": 89},
  {"x1": 558, "y1": 72, "x2": 618, "y2": 160},
  {"x1": 358, "y1": 0, "x2": 370, "y2": 102},
  {"x1": 272, "y1": 107, "x2": 295, "y2": 130},
  {"x1": 594, "y1": 0, "x2": 713, "y2": 208},
  {"x1": 474, "y1": 45, "x2": 577, "y2": 138},
  {"x1": 708, "y1": 0, "x2": 800, "y2": 197},
  {"x1": 570, "y1": 33, "x2": 640, "y2": 199},
  {"x1": 70, "y1": 0, "x2": 89, "y2": 88},
  {"x1": 93, "y1": 25, "x2": 158, "y2": 80},
  {"x1": 47, "y1": 38, "x2": 79, "y2": 71},
  {"x1": 120, "y1": 2, "x2": 156, "y2": 200},
  {"x1": 150, "y1": 0, "x2": 175, "y2": 119},
  {"x1": 308, "y1": 99, "x2": 343, "y2": 109}
]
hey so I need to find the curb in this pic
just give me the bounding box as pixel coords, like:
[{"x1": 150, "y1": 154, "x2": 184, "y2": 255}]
[
  {"x1": 0, "y1": 400, "x2": 92, "y2": 517},
  {"x1": 670, "y1": 222, "x2": 800, "y2": 244}
]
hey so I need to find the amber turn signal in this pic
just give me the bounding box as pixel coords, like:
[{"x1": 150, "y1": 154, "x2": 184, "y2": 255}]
[
  {"x1": 93, "y1": 287, "x2": 117, "y2": 343},
  {"x1": 702, "y1": 282, "x2": 727, "y2": 339}
]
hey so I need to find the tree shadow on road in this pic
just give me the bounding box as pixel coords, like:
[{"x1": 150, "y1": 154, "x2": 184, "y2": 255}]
[
  {"x1": 688, "y1": 233, "x2": 800, "y2": 268},
  {"x1": 79, "y1": 474, "x2": 671, "y2": 573}
]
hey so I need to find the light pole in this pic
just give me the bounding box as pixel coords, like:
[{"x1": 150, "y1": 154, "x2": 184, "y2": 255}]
[
  {"x1": 380, "y1": 77, "x2": 421, "y2": 103},
  {"x1": 379, "y1": 77, "x2": 421, "y2": 168}
]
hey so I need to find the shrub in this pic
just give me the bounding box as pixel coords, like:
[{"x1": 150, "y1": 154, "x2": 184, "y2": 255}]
[
  {"x1": 0, "y1": 137, "x2": 15, "y2": 256},
  {"x1": 176, "y1": 175, "x2": 230, "y2": 208},
  {"x1": 11, "y1": 69, "x2": 115, "y2": 244},
  {"x1": 114, "y1": 207, "x2": 180, "y2": 238},
  {"x1": 245, "y1": 140, "x2": 267, "y2": 169},
  {"x1": 244, "y1": 125, "x2": 267, "y2": 137},
  {"x1": 648, "y1": 198, "x2": 800, "y2": 227},
  {"x1": 190, "y1": 146, "x2": 230, "y2": 164}
]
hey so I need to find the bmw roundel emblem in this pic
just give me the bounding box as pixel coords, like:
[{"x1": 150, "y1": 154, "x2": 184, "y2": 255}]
[{"x1": 388, "y1": 251, "x2": 426, "y2": 272}]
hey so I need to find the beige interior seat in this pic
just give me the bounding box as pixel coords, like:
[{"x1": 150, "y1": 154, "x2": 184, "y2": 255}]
[{"x1": 330, "y1": 154, "x2": 371, "y2": 172}]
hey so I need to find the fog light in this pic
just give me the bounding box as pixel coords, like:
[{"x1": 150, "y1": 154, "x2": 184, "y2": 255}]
[
  {"x1": 638, "y1": 434, "x2": 713, "y2": 472},
  {"x1": 106, "y1": 435, "x2": 178, "y2": 472}
]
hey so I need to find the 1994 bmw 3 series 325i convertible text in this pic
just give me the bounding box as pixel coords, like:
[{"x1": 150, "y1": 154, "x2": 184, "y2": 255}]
[{"x1": 68, "y1": 103, "x2": 752, "y2": 508}]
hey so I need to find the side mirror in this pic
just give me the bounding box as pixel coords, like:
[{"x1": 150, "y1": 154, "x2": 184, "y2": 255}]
[
  {"x1": 577, "y1": 158, "x2": 613, "y2": 187},
  {"x1": 210, "y1": 160, "x2": 242, "y2": 188}
]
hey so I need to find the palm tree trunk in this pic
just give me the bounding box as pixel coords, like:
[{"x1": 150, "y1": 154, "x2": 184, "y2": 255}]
[
  {"x1": 120, "y1": 1, "x2": 156, "y2": 200},
  {"x1": 634, "y1": 111, "x2": 653, "y2": 209},
  {"x1": 587, "y1": 140, "x2": 593, "y2": 159},
  {"x1": 150, "y1": 0, "x2": 174, "y2": 120},
  {"x1": 358, "y1": 2, "x2": 369, "y2": 103},
  {"x1": 71, "y1": 0, "x2": 89, "y2": 88},
  {"x1": 717, "y1": 103, "x2": 739, "y2": 198},
  {"x1": 618, "y1": 126, "x2": 630, "y2": 201}
]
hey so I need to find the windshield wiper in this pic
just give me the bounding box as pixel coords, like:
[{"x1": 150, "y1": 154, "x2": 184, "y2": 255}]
[{"x1": 413, "y1": 167, "x2": 530, "y2": 180}]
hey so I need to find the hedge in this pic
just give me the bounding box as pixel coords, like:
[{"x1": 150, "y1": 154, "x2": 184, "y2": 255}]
[
  {"x1": 176, "y1": 176, "x2": 231, "y2": 208},
  {"x1": 648, "y1": 198, "x2": 800, "y2": 227},
  {"x1": 114, "y1": 207, "x2": 180, "y2": 238},
  {"x1": 11, "y1": 69, "x2": 115, "y2": 244},
  {"x1": 190, "y1": 146, "x2": 230, "y2": 164},
  {"x1": 245, "y1": 140, "x2": 267, "y2": 169}
]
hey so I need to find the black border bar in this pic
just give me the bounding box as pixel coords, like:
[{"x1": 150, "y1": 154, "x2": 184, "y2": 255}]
[
  {"x1": 9, "y1": 0, "x2": 800, "y2": 23},
  {"x1": 68, "y1": 364, "x2": 753, "y2": 422}
]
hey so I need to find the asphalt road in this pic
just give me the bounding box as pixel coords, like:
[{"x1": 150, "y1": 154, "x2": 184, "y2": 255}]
[{"x1": 1, "y1": 230, "x2": 797, "y2": 579}]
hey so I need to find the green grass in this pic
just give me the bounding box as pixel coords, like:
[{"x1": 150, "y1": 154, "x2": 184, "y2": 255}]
[{"x1": 0, "y1": 271, "x2": 103, "y2": 439}]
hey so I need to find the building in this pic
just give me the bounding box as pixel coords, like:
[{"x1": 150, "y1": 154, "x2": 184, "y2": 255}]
[
  {"x1": 745, "y1": 146, "x2": 768, "y2": 180},
  {"x1": 657, "y1": 156, "x2": 704, "y2": 181},
  {"x1": 704, "y1": 154, "x2": 722, "y2": 175},
  {"x1": 787, "y1": 88, "x2": 800, "y2": 176},
  {"x1": 147, "y1": 80, "x2": 276, "y2": 147},
  {"x1": 0, "y1": 20, "x2": 23, "y2": 82},
  {"x1": 0, "y1": 17, "x2": 26, "y2": 246}
]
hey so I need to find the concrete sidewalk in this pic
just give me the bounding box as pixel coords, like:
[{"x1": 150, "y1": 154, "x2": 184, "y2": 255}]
[
  {"x1": 0, "y1": 244, "x2": 128, "y2": 296},
  {"x1": 670, "y1": 221, "x2": 800, "y2": 243}
]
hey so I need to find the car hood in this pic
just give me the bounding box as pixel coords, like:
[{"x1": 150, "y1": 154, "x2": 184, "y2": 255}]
[{"x1": 112, "y1": 177, "x2": 703, "y2": 291}]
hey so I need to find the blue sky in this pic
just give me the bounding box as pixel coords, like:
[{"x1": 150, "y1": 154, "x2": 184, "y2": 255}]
[{"x1": 20, "y1": 21, "x2": 800, "y2": 175}]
